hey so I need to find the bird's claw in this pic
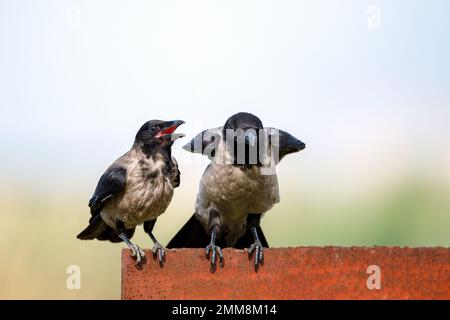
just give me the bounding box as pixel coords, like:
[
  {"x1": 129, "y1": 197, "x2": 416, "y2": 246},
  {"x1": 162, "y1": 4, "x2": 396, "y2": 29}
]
[
  {"x1": 205, "y1": 243, "x2": 224, "y2": 273},
  {"x1": 248, "y1": 240, "x2": 264, "y2": 272},
  {"x1": 152, "y1": 242, "x2": 166, "y2": 267},
  {"x1": 129, "y1": 244, "x2": 146, "y2": 270}
]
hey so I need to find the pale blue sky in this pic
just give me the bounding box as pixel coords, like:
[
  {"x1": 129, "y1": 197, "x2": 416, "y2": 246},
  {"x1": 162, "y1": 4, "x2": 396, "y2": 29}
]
[{"x1": 1, "y1": 0, "x2": 449, "y2": 195}]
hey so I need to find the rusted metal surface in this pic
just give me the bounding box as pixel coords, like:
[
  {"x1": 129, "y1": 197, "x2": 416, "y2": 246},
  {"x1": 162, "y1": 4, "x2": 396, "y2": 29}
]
[{"x1": 121, "y1": 247, "x2": 450, "y2": 300}]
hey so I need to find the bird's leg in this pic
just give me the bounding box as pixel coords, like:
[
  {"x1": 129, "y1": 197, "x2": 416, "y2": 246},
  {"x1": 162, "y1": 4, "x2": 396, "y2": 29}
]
[
  {"x1": 205, "y1": 209, "x2": 224, "y2": 273},
  {"x1": 144, "y1": 220, "x2": 165, "y2": 267},
  {"x1": 247, "y1": 214, "x2": 264, "y2": 272},
  {"x1": 116, "y1": 220, "x2": 146, "y2": 270}
]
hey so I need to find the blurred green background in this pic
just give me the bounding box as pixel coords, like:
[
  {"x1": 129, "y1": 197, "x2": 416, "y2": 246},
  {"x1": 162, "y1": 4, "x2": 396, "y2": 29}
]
[
  {"x1": 1, "y1": 0, "x2": 449, "y2": 299},
  {"x1": 1, "y1": 164, "x2": 449, "y2": 299}
]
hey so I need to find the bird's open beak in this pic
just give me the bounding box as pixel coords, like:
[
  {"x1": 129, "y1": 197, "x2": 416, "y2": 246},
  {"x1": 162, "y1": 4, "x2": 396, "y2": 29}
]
[{"x1": 155, "y1": 120, "x2": 185, "y2": 140}]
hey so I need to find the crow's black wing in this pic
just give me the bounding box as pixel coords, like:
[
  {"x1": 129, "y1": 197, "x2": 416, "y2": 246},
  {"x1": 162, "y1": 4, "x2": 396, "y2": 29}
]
[
  {"x1": 77, "y1": 166, "x2": 127, "y2": 241},
  {"x1": 88, "y1": 166, "x2": 127, "y2": 215}
]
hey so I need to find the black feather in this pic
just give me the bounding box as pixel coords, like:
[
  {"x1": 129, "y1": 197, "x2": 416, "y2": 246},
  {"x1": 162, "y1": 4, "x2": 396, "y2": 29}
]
[
  {"x1": 167, "y1": 214, "x2": 211, "y2": 248},
  {"x1": 77, "y1": 166, "x2": 127, "y2": 242},
  {"x1": 77, "y1": 214, "x2": 108, "y2": 240},
  {"x1": 89, "y1": 167, "x2": 127, "y2": 216}
]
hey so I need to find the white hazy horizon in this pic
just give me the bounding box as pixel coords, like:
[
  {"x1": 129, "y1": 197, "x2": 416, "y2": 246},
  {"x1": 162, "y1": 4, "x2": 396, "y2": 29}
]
[{"x1": 1, "y1": 0, "x2": 449, "y2": 196}]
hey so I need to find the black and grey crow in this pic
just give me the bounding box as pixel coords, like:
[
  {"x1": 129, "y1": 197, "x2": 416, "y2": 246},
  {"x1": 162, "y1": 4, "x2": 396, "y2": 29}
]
[
  {"x1": 77, "y1": 120, "x2": 185, "y2": 269},
  {"x1": 167, "y1": 112, "x2": 305, "y2": 272}
]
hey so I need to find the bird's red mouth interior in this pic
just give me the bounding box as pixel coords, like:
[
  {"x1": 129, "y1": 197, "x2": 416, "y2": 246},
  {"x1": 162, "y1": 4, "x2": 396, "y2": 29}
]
[{"x1": 155, "y1": 125, "x2": 178, "y2": 138}]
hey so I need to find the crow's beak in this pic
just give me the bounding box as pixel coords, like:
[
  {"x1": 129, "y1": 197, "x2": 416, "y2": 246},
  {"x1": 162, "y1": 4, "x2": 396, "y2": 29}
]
[{"x1": 155, "y1": 120, "x2": 185, "y2": 139}]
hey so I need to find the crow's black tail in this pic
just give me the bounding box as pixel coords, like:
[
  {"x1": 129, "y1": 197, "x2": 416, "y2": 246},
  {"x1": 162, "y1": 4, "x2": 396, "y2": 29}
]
[
  {"x1": 77, "y1": 214, "x2": 135, "y2": 243},
  {"x1": 167, "y1": 214, "x2": 211, "y2": 248},
  {"x1": 167, "y1": 214, "x2": 269, "y2": 249}
]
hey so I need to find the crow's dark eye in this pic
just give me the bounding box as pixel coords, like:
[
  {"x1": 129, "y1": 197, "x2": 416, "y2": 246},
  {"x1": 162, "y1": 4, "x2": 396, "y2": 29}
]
[{"x1": 151, "y1": 126, "x2": 159, "y2": 132}]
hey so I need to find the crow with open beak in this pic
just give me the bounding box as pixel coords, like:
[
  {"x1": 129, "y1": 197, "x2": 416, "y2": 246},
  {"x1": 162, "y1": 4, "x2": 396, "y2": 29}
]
[
  {"x1": 77, "y1": 120, "x2": 185, "y2": 269},
  {"x1": 167, "y1": 112, "x2": 305, "y2": 272}
]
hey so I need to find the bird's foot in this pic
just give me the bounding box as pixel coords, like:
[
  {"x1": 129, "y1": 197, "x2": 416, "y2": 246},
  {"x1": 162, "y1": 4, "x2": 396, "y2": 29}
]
[
  {"x1": 205, "y1": 243, "x2": 224, "y2": 273},
  {"x1": 129, "y1": 244, "x2": 146, "y2": 270},
  {"x1": 152, "y1": 242, "x2": 166, "y2": 268},
  {"x1": 248, "y1": 240, "x2": 264, "y2": 272}
]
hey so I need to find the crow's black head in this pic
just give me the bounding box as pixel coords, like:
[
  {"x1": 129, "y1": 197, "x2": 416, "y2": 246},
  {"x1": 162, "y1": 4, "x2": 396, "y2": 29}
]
[
  {"x1": 135, "y1": 120, "x2": 185, "y2": 151},
  {"x1": 223, "y1": 112, "x2": 264, "y2": 131},
  {"x1": 222, "y1": 112, "x2": 264, "y2": 166}
]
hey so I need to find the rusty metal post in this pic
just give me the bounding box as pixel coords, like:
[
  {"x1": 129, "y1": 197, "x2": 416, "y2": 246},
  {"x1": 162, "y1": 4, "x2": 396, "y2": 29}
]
[{"x1": 121, "y1": 247, "x2": 450, "y2": 300}]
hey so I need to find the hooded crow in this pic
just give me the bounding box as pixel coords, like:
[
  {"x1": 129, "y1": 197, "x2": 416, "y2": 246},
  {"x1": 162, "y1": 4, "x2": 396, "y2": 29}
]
[
  {"x1": 167, "y1": 112, "x2": 305, "y2": 272},
  {"x1": 77, "y1": 119, "x2": 185, "y2": 269}
]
